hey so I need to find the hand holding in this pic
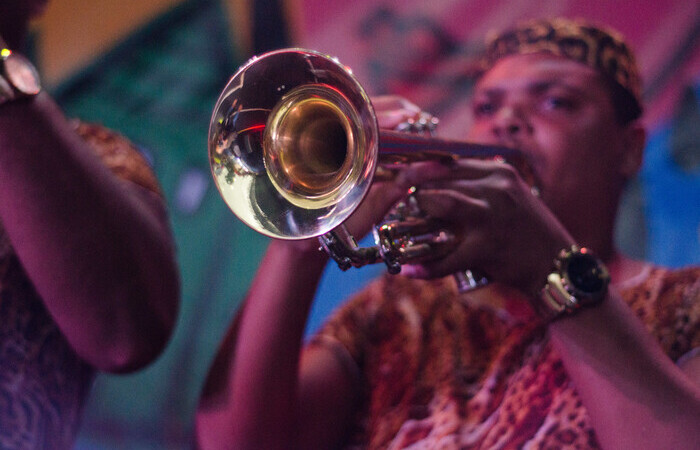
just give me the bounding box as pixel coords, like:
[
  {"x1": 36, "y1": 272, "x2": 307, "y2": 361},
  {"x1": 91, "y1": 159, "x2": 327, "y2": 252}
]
[{"x1": 399, "y1": 158, "x2": 575, "y2": 296}]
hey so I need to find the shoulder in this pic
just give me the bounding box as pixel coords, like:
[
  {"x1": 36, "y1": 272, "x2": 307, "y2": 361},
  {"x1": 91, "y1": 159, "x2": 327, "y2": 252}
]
[
  {"x1": 624, "y1": 264, "x2": 700, "y2": 304},
  {"x1": 621, "y1": 263, "x2": 700, "y2": 360},
  {"x1": 333, "y1": 275, "x2": 458, "y2": 324},
  {"x1": 658, "y1": 265, "x2": 700, "y2": 291},
  {"x1": 73, "y1": 120, "x2": 163, "y2": 196},
  {"x1": 311, "y1": 275, "x2": 459, "y2": 360}
]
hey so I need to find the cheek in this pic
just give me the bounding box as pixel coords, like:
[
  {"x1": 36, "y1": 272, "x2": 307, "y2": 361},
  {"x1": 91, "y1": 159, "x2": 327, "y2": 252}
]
[
  {"x1": 531, "y1": 128, "x2": 601, "y2": 190},
  {"x1": 534, "y1": 113, "x2": 614, "y2": 165},
  {"x1": 465, "y1": 121, "x2": 491, "y2": 143},
  {"x1": 534, "y1": 128, "x2": 621, "y2": 216}
]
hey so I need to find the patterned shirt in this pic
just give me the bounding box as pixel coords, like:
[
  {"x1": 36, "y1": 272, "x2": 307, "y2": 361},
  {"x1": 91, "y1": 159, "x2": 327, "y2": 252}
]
[
  {"x1": 0, "y1": 122, "x2": 163, "y2": 449},
  {"x1": 313, "y1": 265, "x2": 700, "y2": 449}
]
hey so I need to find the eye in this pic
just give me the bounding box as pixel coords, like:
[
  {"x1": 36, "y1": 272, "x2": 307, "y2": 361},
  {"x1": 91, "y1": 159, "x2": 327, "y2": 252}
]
[
  {"x1": 542, "y1": 95, "x2": 576, "y2": 111},
  {"x1": 472, "y1": 100, "x2": 496, "y2": 118}
]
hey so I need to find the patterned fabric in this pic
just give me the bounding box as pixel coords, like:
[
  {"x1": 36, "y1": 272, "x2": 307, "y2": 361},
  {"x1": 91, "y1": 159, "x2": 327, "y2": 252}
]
[
  {"x1": 71, "y1": 121, "x2": 162, "y2": 195},
  {"x1": 481, "y1": 17, "x2": 643, "y2": 120},
  {"x1": 0, "y1": 121, "x2": 163, "y2": 449},
  {"x1": 312, "y1": 265, "x2": 700, "y2": 449}
]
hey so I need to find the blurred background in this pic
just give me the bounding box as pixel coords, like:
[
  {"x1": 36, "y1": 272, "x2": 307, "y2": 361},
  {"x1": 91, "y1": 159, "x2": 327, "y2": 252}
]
[{"x1": 28, "y1": 0, "x2": 700, "y2": 447}]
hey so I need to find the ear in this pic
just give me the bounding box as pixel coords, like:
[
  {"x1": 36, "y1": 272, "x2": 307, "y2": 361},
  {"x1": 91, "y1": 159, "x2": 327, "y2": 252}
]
[{"x1": 619, "y1": 120, "x2": 646, "y2": 179}]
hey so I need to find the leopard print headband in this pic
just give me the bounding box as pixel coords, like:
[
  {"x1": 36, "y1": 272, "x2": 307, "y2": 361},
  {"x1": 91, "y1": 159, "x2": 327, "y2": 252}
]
[{"x1": 481, "y1": 18, "x2": 643, "y2": 117}]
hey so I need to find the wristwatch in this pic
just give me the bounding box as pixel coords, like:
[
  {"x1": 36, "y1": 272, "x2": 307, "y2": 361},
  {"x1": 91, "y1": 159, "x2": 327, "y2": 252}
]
[
  {"x1": 538, "y1": 245, "x2": 610, "y2": 321},
  {"x1": 0, "y1": 41, "x2": 41, "y2": 105}
]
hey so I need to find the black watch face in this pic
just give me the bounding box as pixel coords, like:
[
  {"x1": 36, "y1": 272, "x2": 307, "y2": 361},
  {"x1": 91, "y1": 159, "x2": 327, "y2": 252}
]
[
  {"x1": 5, "y1": 52, "x2": 41, "y2": 96},
  {"x1": 565, "y1": 252, "x2": 608, "y2": 294}
]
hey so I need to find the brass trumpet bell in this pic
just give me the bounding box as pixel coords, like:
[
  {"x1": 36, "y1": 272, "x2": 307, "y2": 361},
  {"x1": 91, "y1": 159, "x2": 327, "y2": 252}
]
[{"x1": 209, "y1": 49, "x2": 378, "y2": 239}]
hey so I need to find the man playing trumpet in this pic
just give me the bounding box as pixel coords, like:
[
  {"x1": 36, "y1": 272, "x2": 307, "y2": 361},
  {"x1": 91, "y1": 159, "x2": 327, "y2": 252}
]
[{"x1": 197, "y1": 18, "x2": 699, "y2": 449}]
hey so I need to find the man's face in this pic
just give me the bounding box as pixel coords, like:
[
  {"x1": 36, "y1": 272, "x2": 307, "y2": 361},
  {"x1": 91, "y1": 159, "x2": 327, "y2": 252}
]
[{"x1": 466, "y1": 53, "x2": 633, "y2": 224}]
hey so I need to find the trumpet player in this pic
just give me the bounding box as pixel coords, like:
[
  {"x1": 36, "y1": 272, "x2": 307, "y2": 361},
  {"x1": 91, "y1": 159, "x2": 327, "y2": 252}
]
[{"x1": 196, "y1": 18, "x2": 699, "y2": 449}]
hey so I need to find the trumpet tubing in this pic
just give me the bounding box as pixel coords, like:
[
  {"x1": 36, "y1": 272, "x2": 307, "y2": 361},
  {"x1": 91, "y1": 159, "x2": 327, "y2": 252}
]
[{"x1": 208, "y1": 48, "x2": 535, "y2": 274}]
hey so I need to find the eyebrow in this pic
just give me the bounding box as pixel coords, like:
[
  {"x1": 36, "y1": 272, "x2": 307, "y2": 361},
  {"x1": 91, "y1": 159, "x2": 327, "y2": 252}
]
[{"x1": 474, "y1": 79, "x2": 590, "y2": 98}]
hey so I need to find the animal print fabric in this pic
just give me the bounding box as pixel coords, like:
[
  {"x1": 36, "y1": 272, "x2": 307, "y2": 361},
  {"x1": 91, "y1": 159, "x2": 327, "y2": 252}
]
[
  {"x1": 481, "y1": 17, "x2": 642, "y2": 116},
  {"x1": 0, "y1": 121, "x2": 162, "y2": 449},
  {"x1": 312, "y1": 265, "x2": 700, "y2": 449}
]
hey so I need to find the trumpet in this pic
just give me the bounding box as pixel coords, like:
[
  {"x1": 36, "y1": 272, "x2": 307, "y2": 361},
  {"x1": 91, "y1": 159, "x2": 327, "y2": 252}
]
[{"x1": 208, "y1": 48, "x2": 535, "y2": 288}]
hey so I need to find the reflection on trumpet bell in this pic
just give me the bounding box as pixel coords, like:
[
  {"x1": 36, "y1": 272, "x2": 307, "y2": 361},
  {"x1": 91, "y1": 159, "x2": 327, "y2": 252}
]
[
  {"x1": 209, "y1": 48, "x2": 377, "y2": 240},
  {"x1": 208, "y1": 48, "x2": 537, "y2": 280},
  {"x1": 264, "y1": 84, "x2": 368, "y2": 210}
]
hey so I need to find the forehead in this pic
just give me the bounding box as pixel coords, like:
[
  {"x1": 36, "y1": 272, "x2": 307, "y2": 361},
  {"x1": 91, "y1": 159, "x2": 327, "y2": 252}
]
[{"x1": 474, "y1": 53, "x2": 606, "y2": 96}]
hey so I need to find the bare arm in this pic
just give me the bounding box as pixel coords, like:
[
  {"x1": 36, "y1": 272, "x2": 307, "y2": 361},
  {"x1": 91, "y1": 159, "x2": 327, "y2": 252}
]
[
  {"x1": 195, "y1": 241, "x2": 361, "y2": 449},
  {"x1": 549, "y1": 291, "x2": 700, "y2": 450},
  {"x1": 401, "y1": 158, "x2": 700, "y2": 449},
  {"x1": 196, "y1": 96, "x2": 416, "y2": 449},
  {"x1": 0, "y1": 94, "x2": 180, "y2": 372},
  {"x1": 196, "y1": 180, "x2": 411, "y2": 447}
]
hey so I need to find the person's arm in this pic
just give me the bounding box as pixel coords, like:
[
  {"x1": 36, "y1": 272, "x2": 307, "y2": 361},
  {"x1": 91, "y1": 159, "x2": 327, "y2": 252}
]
[
  {"x1": 196, "y1": 241, "x2": 362, "y2": 449},
  {"x1": 196, "y1": 95, "x2": 418, "y2": 449},
  {"x1": 401, "y1": 159, "x2": 700, "y2": 449},
  {"x1": 549, "y1": 290, "x2": 700, "y2": 450},
  {"x1": 0, "y1": 93, "x2": 180, "y2": 373},
  {"x1": 196, "y1": 185, "x2": 411, "y2": 448}
]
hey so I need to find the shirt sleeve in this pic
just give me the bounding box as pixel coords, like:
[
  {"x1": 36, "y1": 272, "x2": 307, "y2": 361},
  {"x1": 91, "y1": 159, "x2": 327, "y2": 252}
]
[
  {"x1": 308, "y1": 279, "x2": 383, "y2": 370},
  {"x1": 649, "y1": 266, "x2": 700, "y2": 361}
]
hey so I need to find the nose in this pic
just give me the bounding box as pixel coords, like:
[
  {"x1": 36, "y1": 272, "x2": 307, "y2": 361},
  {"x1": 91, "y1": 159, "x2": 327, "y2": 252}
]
[{"x1": 492, "y1": 106, "x2": 532, "y2": 140}]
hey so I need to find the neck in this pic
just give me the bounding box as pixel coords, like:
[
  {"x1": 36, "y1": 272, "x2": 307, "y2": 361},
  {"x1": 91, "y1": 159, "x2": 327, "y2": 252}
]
[
  {"x1": 569, "y1": 222, "x2": 616, "y2": 263},
  {"x1": 561, "y1": 193, "x2": 621, "y2": 263}
]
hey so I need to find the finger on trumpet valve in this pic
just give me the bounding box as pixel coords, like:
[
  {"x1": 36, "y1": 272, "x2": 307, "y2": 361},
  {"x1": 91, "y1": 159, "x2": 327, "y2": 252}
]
[{"x1": 395, "y1": 111, "x2": 439, "y2": 134}]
